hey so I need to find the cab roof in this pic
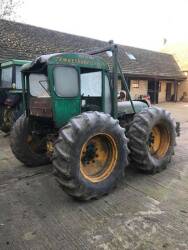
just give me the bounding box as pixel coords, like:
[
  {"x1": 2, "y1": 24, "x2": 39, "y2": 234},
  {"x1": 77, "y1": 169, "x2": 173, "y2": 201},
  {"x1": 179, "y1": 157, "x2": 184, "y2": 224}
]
[
  {"x1": 21, "y1": 53, "x2": 109, "y2": 72},
  {"x1": 1, "y1": 59, "x2": 31, "y2": 68}
]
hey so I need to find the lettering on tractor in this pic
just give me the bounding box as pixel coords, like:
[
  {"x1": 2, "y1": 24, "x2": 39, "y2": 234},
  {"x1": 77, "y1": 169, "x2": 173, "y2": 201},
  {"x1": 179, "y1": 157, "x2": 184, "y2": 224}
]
[
  {"x1": 0, "y1": 59, "x2": 31, "y2": 133},
  {"x1": 10, "y1": 43, "x2": 178, "y2": 200}
]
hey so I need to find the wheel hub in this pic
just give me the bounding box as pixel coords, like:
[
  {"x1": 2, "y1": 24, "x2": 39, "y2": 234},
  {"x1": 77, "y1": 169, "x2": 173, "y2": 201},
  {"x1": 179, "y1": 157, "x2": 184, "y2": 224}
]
[
  {"x1": 80, "y1": 133, "x2": 118, "y2": 183},
  {"x1": 81, "y1": 143, "x2": 98, "y2": 164}
]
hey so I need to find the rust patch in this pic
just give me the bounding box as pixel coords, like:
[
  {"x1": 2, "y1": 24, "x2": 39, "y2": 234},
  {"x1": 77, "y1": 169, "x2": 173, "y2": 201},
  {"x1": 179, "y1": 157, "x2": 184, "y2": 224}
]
[{"x1": 30, "y1": 97, "x2": 52, "y2": 118}]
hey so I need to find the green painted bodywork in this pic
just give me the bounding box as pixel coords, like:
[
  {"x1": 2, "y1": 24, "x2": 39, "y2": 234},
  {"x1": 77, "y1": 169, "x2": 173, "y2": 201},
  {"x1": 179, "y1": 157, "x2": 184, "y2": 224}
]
[
  {"x1": 22, "y1": 53, "x2": 109, "y2": 72},
  {"x1": 48, "y1": 53, "x2": 109, "y2": 70},
  {"x1": 1, "y1": 59, "x2": 31, "y2": 89},
  {"x1": 54, "y1": 98, "x2": 81, "y2": 127},
  {"x1": 1, "y1": 59, "x2": 31, "y2": 68},
  {"x1": 48, "y1": 54, "x2": 108, "y2": 127},
  {"x1": 0, "y1": 59, "x2": 31, "y2": 103}
]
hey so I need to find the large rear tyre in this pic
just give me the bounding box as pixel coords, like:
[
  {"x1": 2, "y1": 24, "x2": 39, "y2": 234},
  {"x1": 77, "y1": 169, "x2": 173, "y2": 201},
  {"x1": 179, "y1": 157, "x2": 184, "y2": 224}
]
[
  {"x1": 53, "y1": 112, "x2": 129, "y2": 200},
  {"x1": 10, "y1": 114, "x2": 50, "y2": 166},
  {"x1": 127, "y1": 107, "x2": 176, "y2": 173}
]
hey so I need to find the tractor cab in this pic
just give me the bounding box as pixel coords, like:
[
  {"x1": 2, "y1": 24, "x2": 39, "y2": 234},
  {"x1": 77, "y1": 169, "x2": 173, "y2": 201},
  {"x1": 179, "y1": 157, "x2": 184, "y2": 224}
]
[
  {"x1": 0, "y1": 59, "x2": 31, "y2": 132},
  {"x1": 21, "y1": 53, "x2": 113, "y2": 128},
  {"x1": 22, "y1": 51, "x2": 148, "y2": 130},
  {"x1": 0, "y1": 59, "x2": 30, "y2": 91}
]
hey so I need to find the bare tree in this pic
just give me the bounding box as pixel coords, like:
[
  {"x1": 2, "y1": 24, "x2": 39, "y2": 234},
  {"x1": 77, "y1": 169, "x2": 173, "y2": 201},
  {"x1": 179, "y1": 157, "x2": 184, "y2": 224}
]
[{"x1": 0, "y1": 0, "x2": 22, "y2": 20}]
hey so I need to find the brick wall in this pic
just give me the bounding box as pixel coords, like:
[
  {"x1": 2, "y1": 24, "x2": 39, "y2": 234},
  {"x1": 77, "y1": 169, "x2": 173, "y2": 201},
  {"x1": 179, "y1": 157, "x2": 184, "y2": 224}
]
[
  {"x1": 177, "y1": 75, "x2": 188, "y2": 101},
  {"x1": 158, "y1": 80, "x2": 166, "y2": 103},
  {"x1": 130, "y1": 80, "x2": 148, "y2": 99},
  {"x1": 117, "y1": 78, "x2": 188, "y2": 103}
]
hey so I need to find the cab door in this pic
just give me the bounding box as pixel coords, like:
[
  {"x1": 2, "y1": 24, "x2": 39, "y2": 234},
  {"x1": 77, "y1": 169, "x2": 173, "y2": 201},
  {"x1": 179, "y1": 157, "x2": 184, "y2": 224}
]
[{"x1": 49, "y1": 65, "x2": 81, "y2": 128}]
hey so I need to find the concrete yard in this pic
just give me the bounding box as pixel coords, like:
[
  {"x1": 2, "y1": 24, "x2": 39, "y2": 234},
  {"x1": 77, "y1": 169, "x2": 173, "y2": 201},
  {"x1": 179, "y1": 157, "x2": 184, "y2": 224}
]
[{"x1": 0, "y1": 102, "x2": 188, "y2": 250}]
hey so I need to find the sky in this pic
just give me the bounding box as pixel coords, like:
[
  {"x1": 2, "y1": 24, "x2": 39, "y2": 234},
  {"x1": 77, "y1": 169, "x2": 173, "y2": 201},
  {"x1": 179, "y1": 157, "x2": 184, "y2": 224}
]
[{"x1": 16, "y1": 0, "x2": 188, "y2": 51}]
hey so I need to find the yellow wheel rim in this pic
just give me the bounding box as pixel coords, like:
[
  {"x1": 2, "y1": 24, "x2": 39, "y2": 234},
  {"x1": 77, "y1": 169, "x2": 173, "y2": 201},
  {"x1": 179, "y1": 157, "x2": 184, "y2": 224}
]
[
  {"x1": 149, "y1": 125, "x2": 170, "y2": 158},
  {"x1": 80, "y1": 133, "x2": 118, "y2": 183}
]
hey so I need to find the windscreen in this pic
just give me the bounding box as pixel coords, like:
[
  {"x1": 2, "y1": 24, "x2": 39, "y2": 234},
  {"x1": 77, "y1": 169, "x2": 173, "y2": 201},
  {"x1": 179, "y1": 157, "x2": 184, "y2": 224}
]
[
  {"x1": 81, "y1": 71, "x2": 102, "y2": 97},
  {"x1": 29, "y1": 73, "x2": 49, "y2": 97},
  {"x1": 1, "y1": 66, "x2": 13, "y2": 88}
]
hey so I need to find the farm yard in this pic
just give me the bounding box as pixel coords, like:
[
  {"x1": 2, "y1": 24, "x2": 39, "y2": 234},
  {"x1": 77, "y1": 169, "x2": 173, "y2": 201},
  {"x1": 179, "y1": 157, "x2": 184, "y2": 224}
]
[{"x1": 0, "y1": 102, "x2": 188, "y2": 250}]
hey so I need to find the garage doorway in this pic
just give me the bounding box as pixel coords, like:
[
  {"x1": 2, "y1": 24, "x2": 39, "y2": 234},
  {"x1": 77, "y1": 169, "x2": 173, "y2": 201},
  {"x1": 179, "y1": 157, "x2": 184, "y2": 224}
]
[
  {"x1": 166, "y1": 82, "x2": 175, "y2": 101},
  {"x1": 148, "y1": 80, "x2": 159, "y2": 104}
]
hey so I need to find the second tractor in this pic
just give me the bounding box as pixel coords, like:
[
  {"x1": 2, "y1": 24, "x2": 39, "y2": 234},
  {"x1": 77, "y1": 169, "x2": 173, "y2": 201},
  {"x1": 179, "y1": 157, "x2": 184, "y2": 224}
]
[{"x1": 0, "y1": 59, "x2": 31, "y2": 132}]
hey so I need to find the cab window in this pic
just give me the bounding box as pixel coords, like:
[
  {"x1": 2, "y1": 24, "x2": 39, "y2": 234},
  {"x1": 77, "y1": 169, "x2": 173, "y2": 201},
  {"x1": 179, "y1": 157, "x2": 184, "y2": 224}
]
[
  {"x1": 1, "y1": 66, "x2": 12, "y2": 88},
  {"x1": 15, "y1": 66, "x2": 22, "y2": 89},
  {"x1": 80, "y1": 68, "x2": 102, "y2": 112},
  {"x1": 54, "y1": 66, "x2": 79, "y2": 97},
  {"x1": 81, "y1": 71, "x2": 102, "y2": 97},
  {"x1": 29, "y1": 73, "x2": 49, "y2": 97}
]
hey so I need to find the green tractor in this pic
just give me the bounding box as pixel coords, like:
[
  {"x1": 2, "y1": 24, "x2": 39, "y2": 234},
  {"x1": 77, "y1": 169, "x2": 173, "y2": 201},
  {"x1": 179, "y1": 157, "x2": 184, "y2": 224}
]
[
  {"x1": 0, "y1": 59, "x2": 31, "y2": 132},
  {"x1": 10, "y1": 44, "x2": 177, "y2": 200}
]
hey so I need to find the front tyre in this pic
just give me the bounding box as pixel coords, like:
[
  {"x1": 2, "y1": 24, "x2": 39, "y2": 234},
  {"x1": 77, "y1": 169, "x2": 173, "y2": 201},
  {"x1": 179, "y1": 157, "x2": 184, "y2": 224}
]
[
  {"x1": 10, "y1": 114, "x2": 50, "y2": 166},
  {"x1": 127, "y1": 107, "x2": 176, "y2": 173},
  {"x1": 53, "y1": 112, "x2": 129, "y2": 200}
]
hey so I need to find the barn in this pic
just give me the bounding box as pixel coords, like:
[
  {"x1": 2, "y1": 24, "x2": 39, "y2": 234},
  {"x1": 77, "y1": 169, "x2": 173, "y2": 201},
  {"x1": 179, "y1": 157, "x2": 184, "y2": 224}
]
[{"x1": 0, "y1": 19, "x2": 186, "y2": 103}]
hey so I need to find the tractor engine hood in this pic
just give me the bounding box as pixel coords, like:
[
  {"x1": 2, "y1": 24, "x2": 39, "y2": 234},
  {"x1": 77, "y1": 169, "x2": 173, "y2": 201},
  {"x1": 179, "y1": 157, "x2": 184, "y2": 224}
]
[{"x1": 118, "y1": 100, "x2": 148, "y2": 115}]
